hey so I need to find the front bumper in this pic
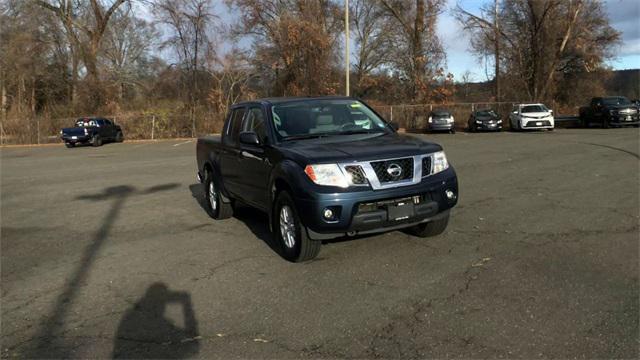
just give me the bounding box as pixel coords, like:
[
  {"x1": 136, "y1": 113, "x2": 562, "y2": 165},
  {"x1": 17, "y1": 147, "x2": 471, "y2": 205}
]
[
  {"x1": 62, "y1": 135, "x2": 90, "y2": 143},
  {"x1": 475, "y1": 122, "x2": 502, "y2": 131},
  {"x1": 294, "y1": 167, "x2": 458, "y2": 240},
  {"x1": 428, "y1": 123, "x2": 454, "y2": 131},
  {"x1": 522, "y1": 119, "x2": 554, "y2": 129},
  {"x1": 608, "y1": 114, "x2": 640, "y2": 125}
]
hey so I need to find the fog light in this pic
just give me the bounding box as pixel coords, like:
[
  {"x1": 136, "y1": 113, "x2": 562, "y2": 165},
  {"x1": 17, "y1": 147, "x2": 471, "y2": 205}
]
[
  {"x1": 445, "y1": 189, "x2": 456, "y2": 200},
  {"x1": 323, "y1": 208, "x2": 334, "y2": 220}
]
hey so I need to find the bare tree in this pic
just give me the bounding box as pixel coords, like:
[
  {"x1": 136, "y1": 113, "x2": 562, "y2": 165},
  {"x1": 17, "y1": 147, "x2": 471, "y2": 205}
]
[
  {"x1": 455, "y1": 0, "x2": 502, "y2": 101},
  {"x1": 379, "y1": 0, "x2": 446, "y2": 102},
  {"x1": 228, "y1": 0, "x2": 343, "y2": 96},
  {"x1": 102, "y1": 7, "x2": 157, "y2": 101},
  {"x1": 153, "y1": 0, "x2": 216, "y2": 102},
  {"x1": 350, "y1": 0, "x2": 392, "y2": 96},
  {"x1": 458, "y1": 0, "x2": 620, "y2": 102},
  {"x1": 38, "y1": 0, "x2": 130, "y2": 106}
]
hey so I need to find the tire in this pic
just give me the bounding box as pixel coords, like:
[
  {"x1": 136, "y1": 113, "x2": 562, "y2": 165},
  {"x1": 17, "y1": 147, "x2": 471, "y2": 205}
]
[
  {"x1": 580, "y1": 115, "x2": 588, "y2": 128},
  {"x1": 404, "y1": 213, "x2": 450, "y2": 238},
  {"x1": 65, "y1": 142, "x2": 75, "y2": 148},
  {"x1": 548, "y1": 127, "x2": 554, "y2": 131},
  {"x1": 91, "y1": 135, "x2": 102, "y2": 147},
  {"x1": 450, "y1": 128, "x2": 456, "y2": 134},
  {"x1": 602, "y1": 118, "x2": 609, "y2": 129},
  {"x1": 115, "y1": 131, "x2": 124, "y2": 142},
  {"x1": 273, "y1": 191, "x2": 321, "y2": 262},
  {"x1": 203, "y1": 168, "x2": 233, "y2": 220}
]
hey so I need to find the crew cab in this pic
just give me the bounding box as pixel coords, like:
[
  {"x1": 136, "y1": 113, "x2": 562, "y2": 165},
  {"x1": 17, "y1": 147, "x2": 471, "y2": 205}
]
[
  {"x1": 60, "y1": 117, "x2": 124, "y2": 147},
  {"x1": 579, "y1": 96, "x2": 640, "y2": 128},
  {"x1": 509, "y1": 103, "x2": 554, "y2": 131},
  {"x1": 196, "y1": 97, "x2": 458, "y2": 262}
]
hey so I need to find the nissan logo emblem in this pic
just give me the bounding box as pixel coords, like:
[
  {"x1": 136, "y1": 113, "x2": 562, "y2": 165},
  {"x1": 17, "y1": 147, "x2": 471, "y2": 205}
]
[{"x1": 386, "y1": 163, "x2": 403, "y2": 178}]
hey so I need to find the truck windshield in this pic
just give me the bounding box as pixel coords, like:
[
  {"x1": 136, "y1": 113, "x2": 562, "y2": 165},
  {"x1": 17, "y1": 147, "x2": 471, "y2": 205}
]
[
  {"x1": 75, "y1": 119, "x2": 97, "y2": 127},
  {"x1": 602, "y1": 97, "x2": 631, "y2": 106},
  {"x1": 521, "y1": 105, "x2": 548, "y2": 113},
  {"x1": 271, "y1": 100, "x2": 391, "y2": 141}
]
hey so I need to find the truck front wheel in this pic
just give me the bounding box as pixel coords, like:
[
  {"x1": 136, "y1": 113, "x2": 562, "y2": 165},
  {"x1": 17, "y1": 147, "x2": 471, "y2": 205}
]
[
  {"x1": 404, "y1": 213, "x2": 450, "y2": 238},
  {"x1": 203, "y1": 169, "x2": 233, "y2": 220},
  {"x1": 274, "y1": 191, "x2": 320, "y2": 262},
  {"x1": 91, "y1": 135, "x2": 102, "y2": 147}
]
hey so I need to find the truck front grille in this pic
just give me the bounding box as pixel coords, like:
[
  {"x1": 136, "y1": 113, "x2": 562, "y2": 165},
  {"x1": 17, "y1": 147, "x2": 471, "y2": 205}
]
[
  {"x1": 421, "y1": 157, "x2": 431, "y2": 177},
  {"x1": 344, "y1": 165, "x2": 367, "y2": 185},
  {"x1": 370, "y1": 158, "x2": 413, "y2": 183}
]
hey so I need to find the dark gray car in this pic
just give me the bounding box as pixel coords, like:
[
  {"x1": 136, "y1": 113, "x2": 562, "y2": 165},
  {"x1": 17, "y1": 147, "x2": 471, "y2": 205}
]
[{"x1": 427, "y1": 110, "x2": 455, "y2": 134}]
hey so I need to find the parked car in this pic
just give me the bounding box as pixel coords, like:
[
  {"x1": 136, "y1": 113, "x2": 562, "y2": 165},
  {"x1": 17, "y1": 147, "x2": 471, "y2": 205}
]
[
  {"x1": 196, "y1": 97, "x2": 459, "y2": 262},
  {"x1": 427, "y1": 110, "x2": 455, "y2": 133},
  {"x1": 468, "y1": 109, "x2": 502, "y2": 132},
  {"x1": 509, "y1": 104, "x2": 554, "y2": 131},
  {"x1": 579, "y1": 96, "x2": 640, "y2": 128},
  {"x1": 60, "y1": 117, "x2": 124, "y2": 147}
]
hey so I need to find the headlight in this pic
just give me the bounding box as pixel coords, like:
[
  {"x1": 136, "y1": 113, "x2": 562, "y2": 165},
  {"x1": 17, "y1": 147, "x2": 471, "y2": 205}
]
[
  {"x1": 497, "y1": 120, "x2": 502, "y2": 123},
  {"x1": 304, "y1": 164, "x2": 349, "y2": 188},
  {"x1": 428, "y1": 116, "x2": 433, "y2": 123},
  {"x1": 609, "y1": 110, "x2": 616, "y2": 115},
  {"x1": 432, "y1": 151, "x2": 449, "y2": 174},
  {"x1": 59, "y1": 130, "x2": 63, "y2": 135},
  {"x1": 448, "y1": 116, "x2": 454, "y2": 123},
  {"x1": 476, "y1": 120, "x2": 482, "y2": 124}
]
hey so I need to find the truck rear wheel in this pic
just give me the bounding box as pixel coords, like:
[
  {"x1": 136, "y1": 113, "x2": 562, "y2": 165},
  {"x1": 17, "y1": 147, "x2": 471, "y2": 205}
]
[
  {"x1": 273, "y1": 191, "x2": 320, "y2": 262},
  {"x1": 91, "y1": 135, "x2": 102, "y2": 147},
  {"x1": 115, "y1": 131, "x2": 124, "y2": 142},
  {"x1": 203, "y1": 169, "x2": 233, "y2": 220},
  {"x1": 405, "y1": 212, "x2": 450, "y2": 238}
]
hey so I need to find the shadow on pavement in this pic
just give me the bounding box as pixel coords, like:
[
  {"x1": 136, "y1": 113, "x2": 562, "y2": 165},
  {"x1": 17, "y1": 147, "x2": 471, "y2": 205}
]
[
  {"x1": 188, "y1": 183, "x2": 282, "y2": 256},
  {"x1": 112, "y1": 282, "x2": 200, "y2": 359},
  {"x1": 27, "y1": 183, "x2": 180, "y2": 358}
]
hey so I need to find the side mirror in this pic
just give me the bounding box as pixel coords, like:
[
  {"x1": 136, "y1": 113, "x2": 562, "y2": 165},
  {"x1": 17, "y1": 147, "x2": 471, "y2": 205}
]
[
  {"x1": 239, "y1": 131, "x2": 260, "y2": 146},
  {"x1": 549, "y1": 109, "x2": 554, "y2": 114},
  {"x1": 389, "y1": 121, "x2": 400, "y2": 131}
]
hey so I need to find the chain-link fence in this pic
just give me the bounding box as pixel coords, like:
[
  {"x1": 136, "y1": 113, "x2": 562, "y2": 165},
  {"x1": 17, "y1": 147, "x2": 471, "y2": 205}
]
[
  {"x1": 371, "y1": 102, "x2": 524, "y2": 132},
  {"x1": 0, "y1": 112, "x2": 227, "y2": 145},
  {"x1": 1, "y1": 101, "x2": 576, "y2": 145}
]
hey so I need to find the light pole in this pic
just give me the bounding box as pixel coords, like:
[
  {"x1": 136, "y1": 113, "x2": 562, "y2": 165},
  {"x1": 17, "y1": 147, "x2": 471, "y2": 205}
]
[{"x1": 345, "y1": 0, "x2": 350, "y2": 97}]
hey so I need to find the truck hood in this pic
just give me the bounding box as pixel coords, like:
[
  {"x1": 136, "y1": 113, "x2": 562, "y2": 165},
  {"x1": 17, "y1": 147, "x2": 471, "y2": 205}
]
[
  {"x1": 521, "y1": 112, "x2": 551, "y2": 118},
  {"x1": 278, "y1": 132, "x2": 443, "y2": 164},
  {"x1": 608, "y1": 105, "x2": 638, "y2": 113}
]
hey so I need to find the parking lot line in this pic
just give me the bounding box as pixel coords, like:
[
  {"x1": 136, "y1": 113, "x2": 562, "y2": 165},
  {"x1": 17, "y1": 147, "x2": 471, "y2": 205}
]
[{"x1": 173, "y1": 140, "x2": 194, "y2": 147}]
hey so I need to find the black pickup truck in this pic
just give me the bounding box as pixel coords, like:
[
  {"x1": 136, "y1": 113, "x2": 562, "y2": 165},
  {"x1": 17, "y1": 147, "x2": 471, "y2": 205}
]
[
  {"x1": 579, "y1": 96, "x2": 640, "y2": 128},
  {"x1": 60, "y1": 117, "x2": 124, "y2": 147},
  {"x1": 196, "y1": 97, "x2": 458, "y2": 262}
]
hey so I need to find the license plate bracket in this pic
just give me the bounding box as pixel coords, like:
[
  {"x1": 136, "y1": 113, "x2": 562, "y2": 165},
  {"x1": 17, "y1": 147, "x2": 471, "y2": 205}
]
[{"x1": 387, "y1": 201, "x2": 415, "y2": 221}]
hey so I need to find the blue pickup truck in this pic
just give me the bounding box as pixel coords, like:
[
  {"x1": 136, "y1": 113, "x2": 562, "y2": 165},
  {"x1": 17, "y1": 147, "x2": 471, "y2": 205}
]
[
  {"x1": 196, "y1": 97, "x2": 459, "y2": 262},
  {"x1": 60, "y1": 117, "x2": 124, "y2": 148}
]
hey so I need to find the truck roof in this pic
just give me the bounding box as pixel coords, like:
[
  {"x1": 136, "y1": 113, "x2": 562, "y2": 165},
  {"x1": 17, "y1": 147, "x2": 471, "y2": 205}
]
[{"x1": 233, "y1": 96, "x2": 356, "y2": 107}]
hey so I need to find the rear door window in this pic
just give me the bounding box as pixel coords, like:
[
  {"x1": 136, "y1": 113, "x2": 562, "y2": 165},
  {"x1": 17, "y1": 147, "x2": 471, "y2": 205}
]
[{"x1": 226, "y1": 108, "x2": 246, "y2": 146}]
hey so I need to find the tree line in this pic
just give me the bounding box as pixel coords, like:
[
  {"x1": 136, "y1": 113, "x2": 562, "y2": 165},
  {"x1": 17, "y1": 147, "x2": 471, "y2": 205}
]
[{"x1": 0, "y1": 0, "x2": 622, "y2": 125}]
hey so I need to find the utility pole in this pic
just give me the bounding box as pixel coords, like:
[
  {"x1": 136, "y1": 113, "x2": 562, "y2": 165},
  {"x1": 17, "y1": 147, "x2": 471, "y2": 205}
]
[
  {"x1": 494, "y1": 0, "x2": 501, "y2": 102},
  {"x1": 345, "y1": 0, "x2": 350, "y2": 97}
]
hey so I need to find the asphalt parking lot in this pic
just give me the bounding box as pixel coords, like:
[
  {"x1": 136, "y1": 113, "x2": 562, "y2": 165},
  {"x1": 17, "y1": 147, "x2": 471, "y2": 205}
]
[{"x1": 2, "y1": 129, "x2": 639, "y2": 359}]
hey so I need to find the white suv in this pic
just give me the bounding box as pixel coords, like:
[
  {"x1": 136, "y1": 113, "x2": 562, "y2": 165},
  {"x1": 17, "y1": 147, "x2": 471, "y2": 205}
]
[{"x1": 509, "y1": 103, "x2": 554, "y2": 131}]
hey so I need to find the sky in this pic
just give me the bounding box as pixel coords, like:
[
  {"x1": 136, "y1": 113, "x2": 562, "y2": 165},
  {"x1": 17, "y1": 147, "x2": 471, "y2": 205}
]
[
  {"x1": 151, "y1": 0, "x2": 639, "y2": 82},
  {"x1": 440, "y1": 0, "x2": 640, "y2": 81}
]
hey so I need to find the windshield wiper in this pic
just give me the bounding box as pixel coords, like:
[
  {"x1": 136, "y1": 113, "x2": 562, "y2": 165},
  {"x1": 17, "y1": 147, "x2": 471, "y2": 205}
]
[
  {"x1": 282, "y1": 133, "x2": 331, "y2": 141},
  {"x1": 337, "y1": 130, "x2": 383, "y2": 136}
]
